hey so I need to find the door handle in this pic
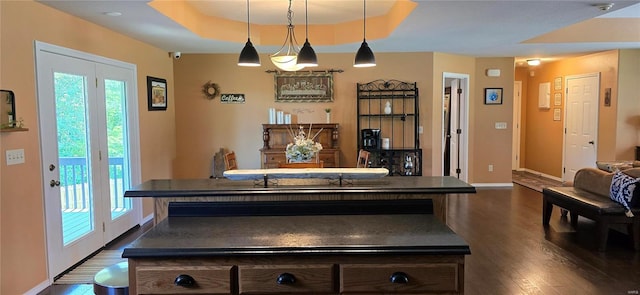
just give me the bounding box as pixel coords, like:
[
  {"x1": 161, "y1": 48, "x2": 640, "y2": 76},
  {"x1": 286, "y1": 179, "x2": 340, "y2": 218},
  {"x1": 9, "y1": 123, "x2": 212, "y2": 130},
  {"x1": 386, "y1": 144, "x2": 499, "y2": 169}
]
[
  {"x1": 49, "y1": 164, "x2": 56, "y2": 171},
  {"x1": 50, "y1": 180, "x2": 60, "y2": 187},
  {"x1": 588, "y1": 141, "x2": 594, "y2": 145}
]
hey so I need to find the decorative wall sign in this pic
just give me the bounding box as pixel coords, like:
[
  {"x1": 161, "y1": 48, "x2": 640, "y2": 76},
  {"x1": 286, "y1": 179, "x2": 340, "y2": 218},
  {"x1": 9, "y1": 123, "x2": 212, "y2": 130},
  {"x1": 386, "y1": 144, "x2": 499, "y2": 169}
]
[
  {"x1": 274, "y1": 72, "x2": 333, "y2": 102},
  {"x1": 484, "y1": 88, "x2": 503, "y2": 105},
  {"x1": 147, "y1": 76, "x2": 167, "y2": 111},
  {"x1": 554, "y1": 93, "x2": 562, "y2": 106},
  {"x1": 554, "y1": 77, "x2": 562, "y2": 90},
  {"x1": 221, "y1": 94, "x2": 245, "y2": 104},
  {"x1": 553, "y1": 108, "x2": 561, "y2": 121}
]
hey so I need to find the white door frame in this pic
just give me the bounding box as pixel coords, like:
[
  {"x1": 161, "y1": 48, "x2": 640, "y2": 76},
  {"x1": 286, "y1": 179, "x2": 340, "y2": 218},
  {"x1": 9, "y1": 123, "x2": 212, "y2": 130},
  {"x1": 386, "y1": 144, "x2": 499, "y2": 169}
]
[
  {"x1": 35, "y1": 41, "x2": 142, "y2": 282},
  {"x1": 441, "y1": 72, "x2": 470, "y2": 182},
  {"x1": 512, "y1": 81, "x2": 522, "y2": 170},
  {"x1": 562, "y1": 73, "x2": 599, "y2": 182}
]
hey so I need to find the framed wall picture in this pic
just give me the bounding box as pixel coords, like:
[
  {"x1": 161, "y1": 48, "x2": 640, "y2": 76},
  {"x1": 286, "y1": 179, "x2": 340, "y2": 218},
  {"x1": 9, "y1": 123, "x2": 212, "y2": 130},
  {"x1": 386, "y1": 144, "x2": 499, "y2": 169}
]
[
  {"x1": 484, "y1": 88, "x2": 503, "y2": 105},
  {"x1": 274, "y1": 72, "x2": 333, "y2": 102},
  {"x1": 147, "y1": 76, "x2": 167, "y2": 111}
]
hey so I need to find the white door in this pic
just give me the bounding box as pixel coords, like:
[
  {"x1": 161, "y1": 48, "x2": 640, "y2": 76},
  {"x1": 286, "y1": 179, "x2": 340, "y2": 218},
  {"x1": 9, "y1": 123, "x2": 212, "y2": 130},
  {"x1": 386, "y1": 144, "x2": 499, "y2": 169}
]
[
  {"x1": 36, "y1": 42, "x2": 141, "y2": 279},
  {"x1": 449, "y1": 79, "x2": 460, "y2": 178},
  {"x1": 512, "y1": 81, "x2": 522, "y2": 170},
  {"x1": 442, "y1": 73, "x2": 469, "y2": 181},
  {"x1": 563, "y1": 74, "x2": 599, "y2": 182}
]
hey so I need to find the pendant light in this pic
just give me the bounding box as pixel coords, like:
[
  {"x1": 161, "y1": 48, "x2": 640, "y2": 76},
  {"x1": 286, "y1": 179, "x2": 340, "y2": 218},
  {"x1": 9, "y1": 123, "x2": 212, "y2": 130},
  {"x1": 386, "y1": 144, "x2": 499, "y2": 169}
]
[
  {"x1": 270, "y1": 0, "x2": 305, "y2": 71},
  {"x1": 238, "y1": 0, "x2": 260, "y2": 67},
  {"x1": 297, "y1": 0, "x2": 318, "y2": 67},
  {"x1": 354, "y1": 0, "x2": 375, "y2": 67}
]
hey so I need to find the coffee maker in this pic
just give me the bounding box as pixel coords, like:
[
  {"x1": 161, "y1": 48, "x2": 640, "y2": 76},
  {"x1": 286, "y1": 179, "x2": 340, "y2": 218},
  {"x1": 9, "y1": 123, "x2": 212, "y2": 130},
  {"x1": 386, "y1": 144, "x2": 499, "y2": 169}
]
[{"x1": 361, "y1": 129, "x2": 381, "y2": 149}]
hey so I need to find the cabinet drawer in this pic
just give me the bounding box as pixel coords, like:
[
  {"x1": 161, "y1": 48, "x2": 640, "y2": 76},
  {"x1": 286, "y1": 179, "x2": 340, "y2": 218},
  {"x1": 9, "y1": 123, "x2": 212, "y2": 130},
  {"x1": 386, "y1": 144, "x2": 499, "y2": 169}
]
[
  {"x1": 238, "y1": 264, "x2": 334, "y2": 294},
  {"x1": 340, "y1": 263, "x2": 459, "y2": 293},
  {"x1": 263, "y1": 153, "x2": 286, "y2": 165},
  {"x1": 136, "y1": 265, "x2": 233, "y2": 294}
]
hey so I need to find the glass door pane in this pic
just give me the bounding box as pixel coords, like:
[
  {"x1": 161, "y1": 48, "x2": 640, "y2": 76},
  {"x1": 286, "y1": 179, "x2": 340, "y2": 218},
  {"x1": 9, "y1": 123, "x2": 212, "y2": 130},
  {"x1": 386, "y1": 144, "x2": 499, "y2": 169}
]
[
  {"x1": 104, "y1": 79, "x2": 131, "y2": 219},
  {"x1": 54, "y1": 72, "x2": 95, "y2": 245}
]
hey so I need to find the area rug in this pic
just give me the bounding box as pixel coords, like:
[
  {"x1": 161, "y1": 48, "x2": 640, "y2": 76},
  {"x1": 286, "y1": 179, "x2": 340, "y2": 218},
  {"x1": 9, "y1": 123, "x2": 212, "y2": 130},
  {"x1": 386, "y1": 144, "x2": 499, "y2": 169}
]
[
  {"x1": 512, "y1": 171, "x2": 563, "y2": 192},
  {"x1": 54, "y1": 250, "x2": 125, "y2": 284}
]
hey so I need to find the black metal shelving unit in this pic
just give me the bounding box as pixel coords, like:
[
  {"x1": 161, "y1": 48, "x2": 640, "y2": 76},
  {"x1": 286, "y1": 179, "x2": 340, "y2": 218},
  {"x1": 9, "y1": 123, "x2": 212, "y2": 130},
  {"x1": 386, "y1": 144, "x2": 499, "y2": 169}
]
[{"x1": 357, "y1": 79, "x2": 421, "y2": 176}]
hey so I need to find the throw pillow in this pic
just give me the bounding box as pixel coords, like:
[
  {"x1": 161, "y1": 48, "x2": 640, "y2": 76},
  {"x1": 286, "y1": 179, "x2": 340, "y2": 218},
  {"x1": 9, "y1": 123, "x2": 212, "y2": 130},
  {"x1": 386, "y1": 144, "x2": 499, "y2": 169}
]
[{"x1": 610, "y1": 171, "x2": 639, "y2": 217}]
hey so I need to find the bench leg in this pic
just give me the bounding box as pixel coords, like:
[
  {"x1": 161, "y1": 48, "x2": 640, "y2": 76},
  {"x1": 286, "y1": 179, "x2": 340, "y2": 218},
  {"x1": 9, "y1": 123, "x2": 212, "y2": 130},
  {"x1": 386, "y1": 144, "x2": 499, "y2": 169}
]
[
  {"x1": 542, "y1": 198, "x2": 553, "y2": 226},
  {"x1": 629, "y1": 218, "x2": 640, "y2": 251},
  {"x1": 570, "y1": 211, "x2": 578, "y2": 228},
  {"x1": 596, "y1": 221, "x2": 610, "y2": 252}
]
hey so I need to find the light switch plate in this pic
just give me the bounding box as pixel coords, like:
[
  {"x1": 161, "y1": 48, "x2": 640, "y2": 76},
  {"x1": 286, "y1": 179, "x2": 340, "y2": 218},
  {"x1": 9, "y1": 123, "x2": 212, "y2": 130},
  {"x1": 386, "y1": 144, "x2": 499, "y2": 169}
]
[
  {"x1": 6, "y1": 149, "x2": 25, "y2": 165},
  {"x1": 495, "y1": 122, "x2": 507, "y2": 129}
]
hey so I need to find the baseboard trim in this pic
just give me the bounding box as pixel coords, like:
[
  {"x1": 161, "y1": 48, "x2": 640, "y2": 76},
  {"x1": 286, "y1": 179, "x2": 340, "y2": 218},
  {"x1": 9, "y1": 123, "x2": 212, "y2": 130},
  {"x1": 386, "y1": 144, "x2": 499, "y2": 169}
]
[
  {"x1": 141, "y1": 213, "x2": 154, "y2": 226},
  {"x1": 522, "y1": 168, "x2": 563, "y2": 182},
  {"x1": 24, "y1": 279, "x2": 50, "y2": 295},
  {"x1": 471, "y1": 183, "x2": 514, "y2": 188}
]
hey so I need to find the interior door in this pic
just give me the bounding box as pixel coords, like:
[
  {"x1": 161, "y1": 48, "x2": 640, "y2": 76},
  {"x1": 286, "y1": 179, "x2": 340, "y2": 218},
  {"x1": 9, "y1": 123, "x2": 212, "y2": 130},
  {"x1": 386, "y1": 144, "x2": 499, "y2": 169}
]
[
  {"x1": 36, "y1": 42, "x2": 141, "y2": 279},
  {"x1": 449, "y1": 79, "x2": 460, "y2": 178},
  {"x1": 512, "y1": 81, "x2": 522, "y2": 170},
  {"x1": 563, "y1": 74, "x2": 599, "y2": 182}
]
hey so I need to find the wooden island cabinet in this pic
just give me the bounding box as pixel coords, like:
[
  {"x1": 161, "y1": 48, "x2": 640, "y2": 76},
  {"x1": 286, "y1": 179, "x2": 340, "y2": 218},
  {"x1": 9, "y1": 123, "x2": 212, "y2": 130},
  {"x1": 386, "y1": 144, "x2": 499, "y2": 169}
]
[{"x1": 123, "y1": 177, "x2": 474, "y2": 294}]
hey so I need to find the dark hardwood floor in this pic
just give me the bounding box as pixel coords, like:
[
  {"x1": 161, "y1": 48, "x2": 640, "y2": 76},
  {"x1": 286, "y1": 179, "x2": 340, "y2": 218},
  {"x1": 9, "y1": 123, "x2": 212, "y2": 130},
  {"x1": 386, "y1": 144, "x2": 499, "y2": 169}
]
[{"x1": 38, "y1": 184, "x2": 639, "y2": 295}]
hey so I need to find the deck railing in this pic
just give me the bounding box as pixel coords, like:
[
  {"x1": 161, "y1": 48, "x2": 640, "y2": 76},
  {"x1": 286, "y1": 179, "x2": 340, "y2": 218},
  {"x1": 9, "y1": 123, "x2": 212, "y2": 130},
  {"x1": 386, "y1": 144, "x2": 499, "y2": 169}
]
[{"x1": 59, "y1": 157, "x2": 126, "y2": 211}]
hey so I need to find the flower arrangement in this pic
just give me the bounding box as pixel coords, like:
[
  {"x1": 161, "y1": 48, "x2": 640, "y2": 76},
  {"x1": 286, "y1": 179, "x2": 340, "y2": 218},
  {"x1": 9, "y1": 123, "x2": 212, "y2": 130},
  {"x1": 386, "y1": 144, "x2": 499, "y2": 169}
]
[{"x1": 285, "y1": 125, "x2": 323, "y2": 163}]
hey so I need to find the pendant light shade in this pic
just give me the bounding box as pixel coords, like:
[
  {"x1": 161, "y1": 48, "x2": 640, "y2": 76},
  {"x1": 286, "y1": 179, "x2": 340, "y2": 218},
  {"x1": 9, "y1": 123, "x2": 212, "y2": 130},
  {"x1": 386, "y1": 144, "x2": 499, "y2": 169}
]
[
  {"x1": 354, "y1": 0, "x2": 375, "y2": 67},
  {"x1": 238, "y1": 0, "x2": 260, "y2": 66},
  {"x1": 270, "y1": 0, "x2": 305, "y2": 71},
  {"x1": 354, "y1": 40, "x2": 375, "y2": 67},
  {"x1": 238, "y1": 40, "x2": 260, "y2": 66},
  {"x1": 297, "y1": 0, "x2": 318, "y2": 67}
]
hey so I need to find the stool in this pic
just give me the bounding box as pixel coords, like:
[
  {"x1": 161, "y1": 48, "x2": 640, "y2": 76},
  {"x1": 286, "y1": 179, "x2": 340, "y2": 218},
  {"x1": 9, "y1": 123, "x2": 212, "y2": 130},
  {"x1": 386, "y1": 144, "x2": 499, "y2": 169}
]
[{"x1": 93, "y1": 261, "x2": 129, "y2": 295}]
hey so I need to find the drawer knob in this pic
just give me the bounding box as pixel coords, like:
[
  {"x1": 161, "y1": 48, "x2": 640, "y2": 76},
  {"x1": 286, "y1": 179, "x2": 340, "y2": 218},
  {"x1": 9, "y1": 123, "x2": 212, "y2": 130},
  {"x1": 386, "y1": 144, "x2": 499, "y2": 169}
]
[
  {"x1": 276, "y1": 272, "x2": 296, "y2": 285},
  {"x1": 174, "y1": 274, "x2": 196, "y2": 287},
  {"x1": 390, "y1": 272, "x2": 409, "y2": 284}
]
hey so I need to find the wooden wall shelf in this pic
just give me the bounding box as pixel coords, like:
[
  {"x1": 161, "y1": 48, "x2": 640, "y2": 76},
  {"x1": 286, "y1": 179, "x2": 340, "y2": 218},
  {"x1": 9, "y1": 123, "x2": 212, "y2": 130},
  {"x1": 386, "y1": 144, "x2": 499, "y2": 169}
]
[{"x1": 1, "y1": 127, "x2": 29, "y2": 133}]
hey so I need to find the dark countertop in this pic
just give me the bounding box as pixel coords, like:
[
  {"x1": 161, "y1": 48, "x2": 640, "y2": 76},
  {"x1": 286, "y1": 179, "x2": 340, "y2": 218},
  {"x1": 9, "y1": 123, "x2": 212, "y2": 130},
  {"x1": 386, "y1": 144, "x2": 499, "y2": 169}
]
[
  {"x1": 124, "y1": 176, "x2": 476, "y2": 198},
  {"x1": 123, "y1": 214, "x2": 470, "y2": 258}
]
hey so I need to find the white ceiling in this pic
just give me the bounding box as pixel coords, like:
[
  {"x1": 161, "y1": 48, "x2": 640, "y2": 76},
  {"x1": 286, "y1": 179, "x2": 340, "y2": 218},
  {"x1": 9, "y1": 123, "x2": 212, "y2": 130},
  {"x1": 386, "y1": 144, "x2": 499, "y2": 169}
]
[{"x1": 38, "y1": 0, "x2": 640, "y2": 64}]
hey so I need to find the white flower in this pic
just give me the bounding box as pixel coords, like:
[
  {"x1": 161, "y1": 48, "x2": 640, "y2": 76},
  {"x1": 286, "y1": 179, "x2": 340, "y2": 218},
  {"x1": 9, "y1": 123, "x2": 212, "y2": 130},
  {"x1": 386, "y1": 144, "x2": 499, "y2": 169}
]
[{"x1": 285, "y1": 125, "x2": 323, "y2": 162}]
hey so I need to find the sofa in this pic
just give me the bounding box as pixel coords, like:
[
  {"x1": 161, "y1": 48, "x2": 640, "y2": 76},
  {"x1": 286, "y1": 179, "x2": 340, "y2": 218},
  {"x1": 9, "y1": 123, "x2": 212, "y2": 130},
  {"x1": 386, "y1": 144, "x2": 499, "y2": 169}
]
[{"x1": 542, "y1": 167, "x2": 640, "y2": 251}]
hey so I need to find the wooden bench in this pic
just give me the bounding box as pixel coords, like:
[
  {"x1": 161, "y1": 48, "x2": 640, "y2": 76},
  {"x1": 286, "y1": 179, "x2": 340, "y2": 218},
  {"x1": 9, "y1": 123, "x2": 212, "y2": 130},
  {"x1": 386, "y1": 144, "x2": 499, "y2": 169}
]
[{"x1": 542, "y1": 186, "x2": 640, "y2": 251}]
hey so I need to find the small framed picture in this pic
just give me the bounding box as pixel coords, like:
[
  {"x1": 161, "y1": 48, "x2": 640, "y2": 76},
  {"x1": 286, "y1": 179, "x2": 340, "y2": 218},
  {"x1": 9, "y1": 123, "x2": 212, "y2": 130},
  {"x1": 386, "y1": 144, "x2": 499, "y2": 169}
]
[
  {"x1": 484, "y1": 88, "x2": 503, "y2": 105},
  {"x1": 147, "y1": 76, "x2": 167, "y2": 111}
]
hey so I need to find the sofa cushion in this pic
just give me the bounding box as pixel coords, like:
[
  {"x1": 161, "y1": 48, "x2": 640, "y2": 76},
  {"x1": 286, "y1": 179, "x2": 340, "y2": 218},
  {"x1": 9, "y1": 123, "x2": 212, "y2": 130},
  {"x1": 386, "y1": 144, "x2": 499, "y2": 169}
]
[{"x1": 610, "y1": 171, "x2": 640, "y2": 217}]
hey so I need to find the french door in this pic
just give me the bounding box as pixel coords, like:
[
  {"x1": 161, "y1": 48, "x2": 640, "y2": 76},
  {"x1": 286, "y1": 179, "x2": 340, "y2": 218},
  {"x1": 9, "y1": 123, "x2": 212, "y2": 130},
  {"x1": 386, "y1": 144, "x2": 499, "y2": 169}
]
[{"x1": 35, "y1": 42, "x2": 141, "y2": 279}]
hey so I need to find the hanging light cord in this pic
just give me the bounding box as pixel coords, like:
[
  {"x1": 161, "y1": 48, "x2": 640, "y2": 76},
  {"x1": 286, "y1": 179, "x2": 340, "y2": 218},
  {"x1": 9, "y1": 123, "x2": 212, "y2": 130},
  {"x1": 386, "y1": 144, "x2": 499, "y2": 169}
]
[
  {"x1": 288, "y1": 0, "x2": 294, "y2": 27},
  {"x1": 246, "y1": 0, "x2": 251, "y2": 38},
  {"x1": 305, "y1": 0, "x2": 309, "y2": 38},
  {"x1": 363, "y1": 0, "x2": 367, "y2": 41}
]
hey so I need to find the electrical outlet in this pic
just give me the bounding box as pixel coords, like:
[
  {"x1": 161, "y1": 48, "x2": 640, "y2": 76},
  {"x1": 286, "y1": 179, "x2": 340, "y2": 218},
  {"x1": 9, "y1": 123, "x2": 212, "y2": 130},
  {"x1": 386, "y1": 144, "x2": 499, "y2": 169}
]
[
  {"x1": 495, "y1": 122, "x2": 507, "y2": 129},
  {"x1": 6, "y1": 149, "x2": 25, "y2": 165},
  {"x1": 488, "y1": 164, "x2": 493, "y2": 172}
]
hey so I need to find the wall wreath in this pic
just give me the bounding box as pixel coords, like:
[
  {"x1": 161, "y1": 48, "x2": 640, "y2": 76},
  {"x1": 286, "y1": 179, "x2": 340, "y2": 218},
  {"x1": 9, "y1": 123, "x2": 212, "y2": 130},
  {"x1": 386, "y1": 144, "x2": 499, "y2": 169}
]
[{"x1": 202, "y1": 81, "x2": 220, "y2": 100}]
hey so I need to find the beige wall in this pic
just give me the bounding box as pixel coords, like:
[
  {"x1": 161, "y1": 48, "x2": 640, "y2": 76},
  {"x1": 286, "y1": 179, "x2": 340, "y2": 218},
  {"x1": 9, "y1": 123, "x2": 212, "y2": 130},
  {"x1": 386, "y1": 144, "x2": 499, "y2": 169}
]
[
  {"x1": 173, "y1": 52, "x2": 437, "y2": 178},
  {"x1": 173, "y1": 53, "x2": 518, "y2": 185},
  {"x1": 472, "y1": 58, "x2": 516, "y2": 183},
  {"x1": 515, "y1": 50, "x2": 639, "y2": 178},
  {"x1": 616, "y1": 49, "x2": 640, "y2": 160},
  {"x1": 520, "y1": 50, "x2": 621, "y2": 177},
  {"x1": 0, "y1": 1, "x2": 175, "y2": 293}
]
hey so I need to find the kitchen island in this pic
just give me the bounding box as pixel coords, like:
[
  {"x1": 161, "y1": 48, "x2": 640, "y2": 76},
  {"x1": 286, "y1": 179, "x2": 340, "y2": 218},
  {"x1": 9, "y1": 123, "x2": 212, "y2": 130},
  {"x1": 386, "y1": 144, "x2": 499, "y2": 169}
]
[
  {"x1": 124, "y1": 175, "x2": 476, "y2": 225},
  {"x1": 123, "y1": 176, "x2": 474, "y2": 294}
]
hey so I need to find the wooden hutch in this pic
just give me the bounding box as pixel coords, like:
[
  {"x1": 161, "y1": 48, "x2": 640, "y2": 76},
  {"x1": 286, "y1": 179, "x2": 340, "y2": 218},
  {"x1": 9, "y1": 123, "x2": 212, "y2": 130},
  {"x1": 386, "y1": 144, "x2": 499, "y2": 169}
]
[{"x1": 260, "y1": 123, "x2": 340, "y2": 168}]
